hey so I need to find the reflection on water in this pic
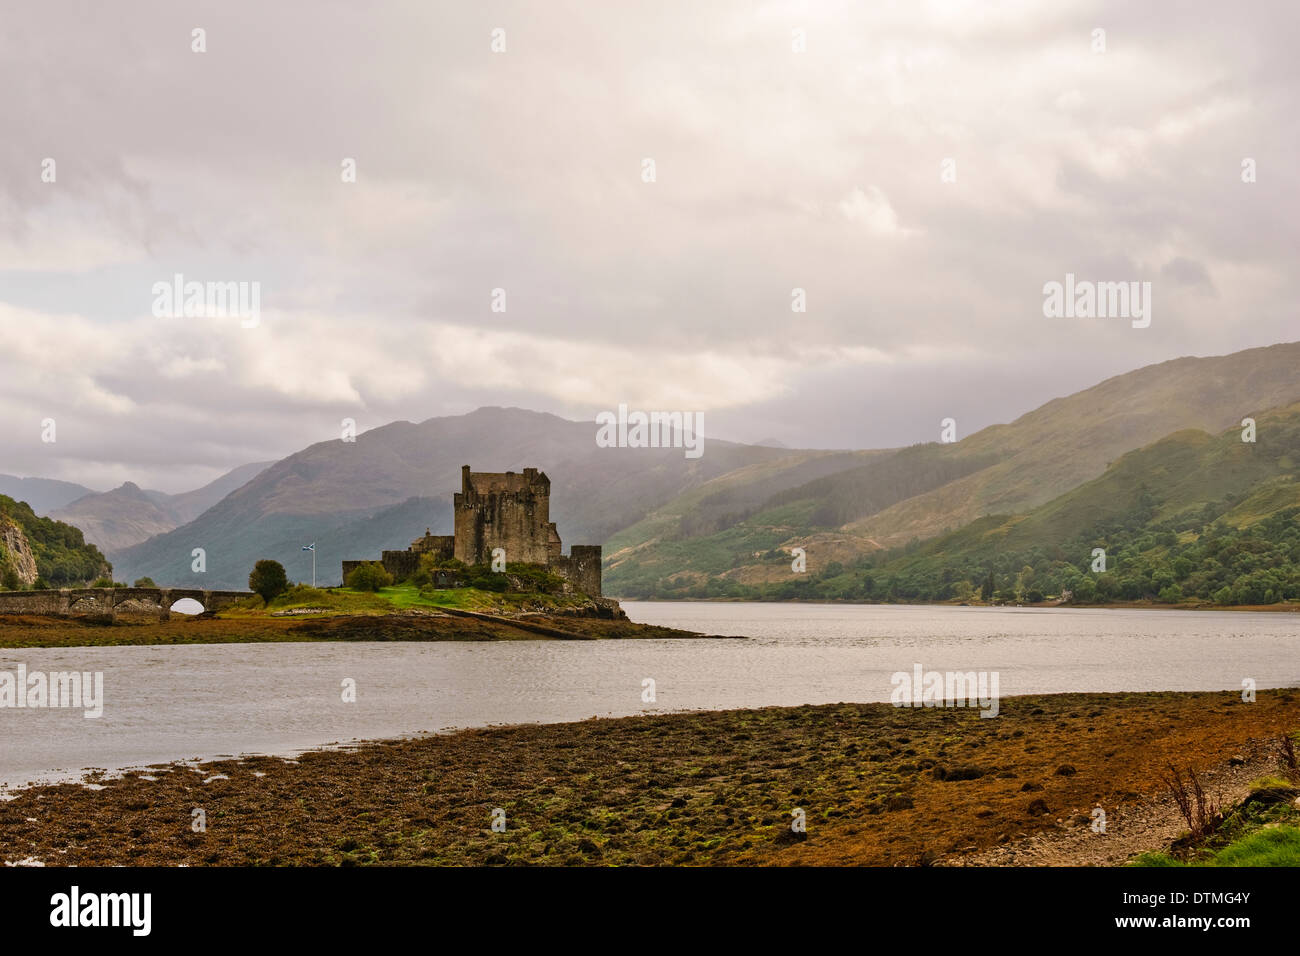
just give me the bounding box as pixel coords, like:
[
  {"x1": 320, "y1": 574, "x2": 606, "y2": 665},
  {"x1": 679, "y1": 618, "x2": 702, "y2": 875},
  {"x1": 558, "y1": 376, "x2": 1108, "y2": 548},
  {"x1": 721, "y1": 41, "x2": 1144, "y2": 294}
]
[{"x1": 1, "y1": 602, "x2": 1296, "y2": 787}]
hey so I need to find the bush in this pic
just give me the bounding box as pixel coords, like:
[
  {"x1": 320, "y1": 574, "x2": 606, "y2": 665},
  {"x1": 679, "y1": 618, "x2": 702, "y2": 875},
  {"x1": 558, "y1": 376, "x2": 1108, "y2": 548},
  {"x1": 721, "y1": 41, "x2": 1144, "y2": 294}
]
[
  {"x1": 248, "y1": 559, "x2": 290, "y2": 603},
  {"x1": 91, "y1": 577, "x2": 115, "y2": 588},
  {"x1": 32, "y1": 577, "x2": 49, "y2": 590},
  {"x1": 1, "y1": 565, "x2": 19, "y2": 591},
  {"x1": 133, "y1": 577, "x2": 157, "y2": 588},
  {"x1": 345, "y1": 562, "x2": 393, "y2": 592}
]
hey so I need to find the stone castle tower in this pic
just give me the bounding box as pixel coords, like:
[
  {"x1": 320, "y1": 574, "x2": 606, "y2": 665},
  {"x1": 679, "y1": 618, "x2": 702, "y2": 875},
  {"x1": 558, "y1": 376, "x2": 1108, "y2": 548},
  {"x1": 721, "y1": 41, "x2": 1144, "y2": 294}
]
[
  {"x1": 453, "y1": 466, "x2": 558, "y2": 566},
  {"x1": 343, "y1": 465, "x2": 601, "y2": 596}
]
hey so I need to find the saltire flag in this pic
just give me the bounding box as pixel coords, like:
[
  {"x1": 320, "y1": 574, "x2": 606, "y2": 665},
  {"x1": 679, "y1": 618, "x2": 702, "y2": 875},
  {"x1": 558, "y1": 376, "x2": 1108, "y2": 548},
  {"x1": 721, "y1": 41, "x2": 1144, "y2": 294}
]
[{"x1": 302, "y1": 543, "x2": 315, "y2": 552}]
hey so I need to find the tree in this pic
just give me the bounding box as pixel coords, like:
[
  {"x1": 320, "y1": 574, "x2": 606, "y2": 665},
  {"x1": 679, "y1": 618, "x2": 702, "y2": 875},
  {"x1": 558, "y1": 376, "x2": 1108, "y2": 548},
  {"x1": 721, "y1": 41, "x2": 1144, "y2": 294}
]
[
  {"x1": 980, "y1": 570, "x2": 995, "y2": 602},
  {"x1": 1, "y1": 564, "x2": 19, "y2": 591},
  {"x1": 249, "y1": 559, "x2": 289, "y2": 603},
  {"x1": 1157, "y1": 584, "x2": 1182, "y2": 604},
  {"x1": 133, "y1": 577, "x2": 157, "y2": 588},
  {"x1": 346, "y1": 561, "x2": 393, "y2": 592}
]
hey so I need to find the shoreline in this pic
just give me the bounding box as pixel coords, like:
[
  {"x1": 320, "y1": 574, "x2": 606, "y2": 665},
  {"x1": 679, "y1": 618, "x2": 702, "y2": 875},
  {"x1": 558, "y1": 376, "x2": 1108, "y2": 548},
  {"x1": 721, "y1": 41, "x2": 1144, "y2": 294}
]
[
  {"x1": 0, "y1": 610, "x2": 737, "y2": 649},
  {"x1": 618, "y1": 597, "x2": 1300, "y2": 612},
  {"x1": 4, "y1": 689, "x2": 1296, "y2": 866}
]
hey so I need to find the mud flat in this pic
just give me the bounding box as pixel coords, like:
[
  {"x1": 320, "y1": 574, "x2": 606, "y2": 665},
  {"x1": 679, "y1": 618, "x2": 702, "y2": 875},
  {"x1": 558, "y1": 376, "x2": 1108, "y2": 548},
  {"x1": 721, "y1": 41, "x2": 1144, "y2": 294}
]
[{"x1": 1, "y1": 689, "x2": 1297, "y2": 866}]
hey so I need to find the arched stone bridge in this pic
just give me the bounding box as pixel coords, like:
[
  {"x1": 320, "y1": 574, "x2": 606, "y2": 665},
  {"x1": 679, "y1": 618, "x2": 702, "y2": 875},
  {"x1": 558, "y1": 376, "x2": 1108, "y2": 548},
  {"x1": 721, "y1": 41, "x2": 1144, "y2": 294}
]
[{"x1": 0, "y1": 587, "x2": 253, "y2": 622}]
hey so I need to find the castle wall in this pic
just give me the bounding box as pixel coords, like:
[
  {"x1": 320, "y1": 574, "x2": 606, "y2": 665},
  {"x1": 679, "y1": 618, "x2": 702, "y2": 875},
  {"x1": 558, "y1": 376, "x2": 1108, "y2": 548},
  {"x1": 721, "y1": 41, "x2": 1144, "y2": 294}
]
[
  {"x1": 555, "y1": 545, "x2": 603, "y2": 597},
  {"x1": 380, "y1": 550, "x2": 421, "y2": 581}
]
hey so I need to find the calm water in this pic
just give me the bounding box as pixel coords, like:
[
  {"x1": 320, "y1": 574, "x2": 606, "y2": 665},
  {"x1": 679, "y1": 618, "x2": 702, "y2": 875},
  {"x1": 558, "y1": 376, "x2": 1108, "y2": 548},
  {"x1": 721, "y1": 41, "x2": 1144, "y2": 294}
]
[{"x1": 1, "y1": 603, "x2": 1296, "y2": 788}]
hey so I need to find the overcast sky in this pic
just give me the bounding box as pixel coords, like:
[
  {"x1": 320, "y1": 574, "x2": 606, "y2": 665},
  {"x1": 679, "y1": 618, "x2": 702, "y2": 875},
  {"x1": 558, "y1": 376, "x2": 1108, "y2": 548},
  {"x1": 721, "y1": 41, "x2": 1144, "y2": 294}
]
[{"x1": 1, "y1": 0, "x2": 1295, "y2": 492}]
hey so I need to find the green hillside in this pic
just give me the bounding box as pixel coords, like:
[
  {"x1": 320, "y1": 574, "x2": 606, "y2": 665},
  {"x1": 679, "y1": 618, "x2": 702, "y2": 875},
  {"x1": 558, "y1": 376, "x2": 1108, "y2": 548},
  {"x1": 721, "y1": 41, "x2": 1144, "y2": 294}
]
[
  {"x1": 606, "y1": 342, "x2": 1300, "y2": 596},
  {"x1": 619, "y1": 402, "x2": 1300, "y2": 606},
  {"x1": 604, "y1": 443, "x2": 990, "y2": 595},
  {"x1": 852, "y1": 341, "x2": 1300, "y2": 547},
  {"x1": 0, "y1": 494, "x2": 112, "y2": 586}
]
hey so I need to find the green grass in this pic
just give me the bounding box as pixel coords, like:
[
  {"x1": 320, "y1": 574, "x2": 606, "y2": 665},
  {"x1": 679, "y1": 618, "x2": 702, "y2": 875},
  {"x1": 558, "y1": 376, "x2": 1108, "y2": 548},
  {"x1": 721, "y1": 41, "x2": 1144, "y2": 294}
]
[
  {"x1": 220, "y1": 582, "x2": 593, "y2": 618},
  {"x1": 1133, "y1": 827, "x2": 1300, "y2": 867},
  {"x1": 1212, "y1": 826, "x2": 1300, "y2": 866},
  {"x1": 1132, "y1": 771, "x2": 1300, "y2": 867}
]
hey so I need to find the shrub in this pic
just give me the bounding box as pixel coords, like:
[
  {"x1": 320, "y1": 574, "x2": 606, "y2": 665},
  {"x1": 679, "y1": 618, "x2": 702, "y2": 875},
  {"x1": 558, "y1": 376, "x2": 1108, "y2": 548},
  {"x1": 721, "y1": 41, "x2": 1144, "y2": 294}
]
[
  {"x1": 133, "y1": 577, "x2": 157, "y2": 588},
  {"x1": 1, "y1": 565, "x2": 19, "y2": 591},
  {"x1": 248, "y1": 559, "x2": 290, "y2": 603},
  {"x1": 345, "y1": 562, "x2": 393, "y2": 592},
  {"x1": 1162, "y1": 764, "x2": 1224, "y2": 842}
]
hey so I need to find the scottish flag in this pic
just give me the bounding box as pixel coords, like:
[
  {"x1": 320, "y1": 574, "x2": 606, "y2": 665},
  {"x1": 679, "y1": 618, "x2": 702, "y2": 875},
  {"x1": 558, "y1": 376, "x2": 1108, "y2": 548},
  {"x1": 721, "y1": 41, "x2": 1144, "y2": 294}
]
[{"x1": 302, "y1": 543, "x2": 315, "y2": 552}]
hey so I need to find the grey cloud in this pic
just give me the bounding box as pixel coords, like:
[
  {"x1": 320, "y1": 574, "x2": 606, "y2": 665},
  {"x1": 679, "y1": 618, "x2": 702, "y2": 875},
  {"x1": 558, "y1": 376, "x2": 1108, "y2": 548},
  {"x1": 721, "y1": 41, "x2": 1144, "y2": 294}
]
[{"x1": 0, "y1": 0, "x2": 1296, "y2": 490}]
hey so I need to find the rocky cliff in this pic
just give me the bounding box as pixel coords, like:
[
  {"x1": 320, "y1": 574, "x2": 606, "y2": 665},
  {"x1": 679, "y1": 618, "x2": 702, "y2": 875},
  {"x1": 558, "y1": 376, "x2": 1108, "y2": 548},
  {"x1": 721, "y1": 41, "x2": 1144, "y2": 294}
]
[{"x1": 0, "y1": 519, "x2": 39, "y2": 587}]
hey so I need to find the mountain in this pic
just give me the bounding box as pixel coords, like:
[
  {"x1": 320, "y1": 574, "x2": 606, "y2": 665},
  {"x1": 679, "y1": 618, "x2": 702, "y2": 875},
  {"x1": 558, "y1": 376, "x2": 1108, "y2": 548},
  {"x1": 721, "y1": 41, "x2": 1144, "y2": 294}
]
[
  {"x1": 168, "y1": 461, "x2": 275, "y2": 524},
  {"x1": 51, "y1": 482, "x2": 180, "y2": 555},
  {"x1": 50, "y1": 462, "x2": 273, "y2": 555},
  {"x1": 605, "y1": 342, "x2": 1300, "y2": 595},
  {"x1": 738, "y1": 400, "x2": 1300, "y2": 606},
  {"x1": 847, "y1": 341, "x2": 1300, "y2": 546},
  {"x1": 0, "y1": 475, "x2": 96, "y2": 516},
  {"x1": 0, "y1": 494, "x2": 111, "y2": 587},
  {"x1": 114, "y1": 407, "x2": 807, "y2": 588},
  {"x1": 108, "y1": 342, "x2": 1300, "y2": 594}
]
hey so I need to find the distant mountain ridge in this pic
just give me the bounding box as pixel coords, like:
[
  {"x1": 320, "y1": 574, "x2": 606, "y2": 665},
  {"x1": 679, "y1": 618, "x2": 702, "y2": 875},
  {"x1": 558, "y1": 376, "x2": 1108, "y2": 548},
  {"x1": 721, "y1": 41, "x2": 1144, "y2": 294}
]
[
  {"x1": 24, "y1": 341, "x2": 1298, "y2": 597},
  {"x1": 114, "y1": 407, "x2": 807, "y2": 588},
  {"x1": 0, "y1": 475, "x2": 96, "y2": 516},
  {"x1": 50, "y1": 462, "x2": 273, "y2": 556}
]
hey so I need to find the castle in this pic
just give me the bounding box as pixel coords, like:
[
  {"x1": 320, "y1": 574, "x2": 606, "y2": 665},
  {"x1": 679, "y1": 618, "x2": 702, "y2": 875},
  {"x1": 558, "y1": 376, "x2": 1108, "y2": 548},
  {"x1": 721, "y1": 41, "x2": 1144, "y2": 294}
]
[{"x1": 342, "y1": 465, "x2": 602, "y2": 596}]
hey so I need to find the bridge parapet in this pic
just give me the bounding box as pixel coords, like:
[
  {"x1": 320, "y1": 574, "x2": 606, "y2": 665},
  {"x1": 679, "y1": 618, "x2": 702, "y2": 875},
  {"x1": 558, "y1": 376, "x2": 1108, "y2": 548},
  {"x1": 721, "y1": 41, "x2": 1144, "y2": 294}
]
[{"x1": 0, "y1": 587, "x2": 254, "y2": 622}]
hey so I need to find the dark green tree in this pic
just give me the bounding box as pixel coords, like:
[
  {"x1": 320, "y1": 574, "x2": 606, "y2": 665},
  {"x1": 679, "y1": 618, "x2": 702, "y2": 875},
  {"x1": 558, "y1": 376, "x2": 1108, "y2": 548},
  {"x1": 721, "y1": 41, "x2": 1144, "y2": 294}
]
[
  {"x1": 249, "y1": 559, "x2": 289, "y2": 603},
  {"x1": 345, "y1": 561, "x2": 393, "y2": 592}
]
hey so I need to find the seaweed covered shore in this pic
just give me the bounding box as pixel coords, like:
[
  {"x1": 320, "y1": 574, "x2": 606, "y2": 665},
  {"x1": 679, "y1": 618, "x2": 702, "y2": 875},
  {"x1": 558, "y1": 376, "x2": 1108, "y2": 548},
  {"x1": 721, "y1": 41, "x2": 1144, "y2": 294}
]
[{"x1": 3, "y1": 689, "x2": 1297, "y2": 867}]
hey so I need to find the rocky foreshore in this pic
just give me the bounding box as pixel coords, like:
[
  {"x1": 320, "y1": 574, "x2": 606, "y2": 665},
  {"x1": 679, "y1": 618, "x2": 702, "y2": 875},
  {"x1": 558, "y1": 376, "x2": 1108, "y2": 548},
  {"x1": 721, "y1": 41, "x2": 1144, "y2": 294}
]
[{"x1": 2, "y1": 689, "x2": 1296, "y2": 866}]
